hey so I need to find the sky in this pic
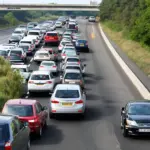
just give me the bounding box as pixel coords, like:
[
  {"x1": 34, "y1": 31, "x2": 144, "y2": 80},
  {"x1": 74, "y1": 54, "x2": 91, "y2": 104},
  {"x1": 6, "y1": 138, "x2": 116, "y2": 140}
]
[{"x1": 0, "y1": 0, "x2": 101, "y2": 4}]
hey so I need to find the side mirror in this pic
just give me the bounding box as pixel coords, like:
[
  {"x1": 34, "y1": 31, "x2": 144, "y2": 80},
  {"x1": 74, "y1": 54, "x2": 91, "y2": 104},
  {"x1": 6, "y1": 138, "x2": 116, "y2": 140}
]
[
  {"x1": 42, "y1": 106, "x2": 47, "y2": 110},
  {"x1": 121, "y1": 107, "x2": 125, "y2": 114}
]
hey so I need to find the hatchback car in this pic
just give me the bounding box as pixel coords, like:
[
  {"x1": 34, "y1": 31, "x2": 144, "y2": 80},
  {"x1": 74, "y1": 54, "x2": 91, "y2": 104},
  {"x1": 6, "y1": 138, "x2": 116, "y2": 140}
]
[
  {"x1": 121, "y1": 101, "x2": 150, "y2": 137},
  {"x1": 2, "y1": 99, "x2": 48, "y2": 137},
  {"x1": 61, "y1": 69, "x2": 84, "y2": 88},
  {"x1": 44, "y1": 31, "x2": 59, "y2": 45},
  {"x1": 28, "y1": 70, "x2": 59, "y2": 94},
  {"x1": 49, "y1": 84, "x2": 86, "y2": 118},
  {"x1": 75, "y1": 39, "x2": 89, "y2": 52},
  {"x1": 33, "y1": 50, "x2": 51, "y2": 62},
  {"x1": 0, "y1": 114, "x2": 30, "y2": 150},
  {"x1": 39, "y1": 61, "x2": 58, "y2": 72}
]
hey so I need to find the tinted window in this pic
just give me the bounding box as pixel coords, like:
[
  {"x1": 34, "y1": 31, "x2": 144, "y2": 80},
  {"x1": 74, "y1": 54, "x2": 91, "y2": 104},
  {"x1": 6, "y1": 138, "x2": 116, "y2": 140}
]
[
  {"x1": 128, "y1": 104, "x2": 150, "y2": 115},
  {"x1": 42, "y1": 62, "x2": 54, "y2": 66},
  {"x1": 0, "y1": 124, "x2": 9, "y2": 141},
  {"x1": 69, "y1": 24, "x2": 76, "y2": 29},
  {"x1": 19, "y1": 46, "x2": 29, "y2": 51},
  {"x1": 29, "y1": 32, "x2": 39, "y2": 35},
  {"x1": 55, "y1": 90, "x2": 79, "y2": 98},
  {"x1": 65, "y1": 73, "x2": 82, "y2": 80},
  {"x1": 0, "y1": 50, "x2": 7, "y2": 56},
  {"x1": 36, "y1": 53, "x2": 49, "y2": 57},
  {"x1": 31, "y1": 74, "x2": 49, "y2": 80},
  {"x1": 14, "y1": 31, "x2": 21, "y2": 33},
  {"x1": 10, "y1": 51, "x2": 22, "y2": 55},
  {"x1": 21, "y1": 41, "x2": 31, "y2": 44},
  {"x1": 10, "y1": 54, "x2": 22, "y2": 60},
  {"x1": 66, "y1": 66, "x2": 80, "y2": 70},
  {"x1": 47, "y1": 33, "x2": 57, "y2": 36},
  {"x1": 3, "y1": 105, "x2": 33, "y2": 117},
  {"x1": 67, "y1": 58, "x2": 79, "y2": 62}
]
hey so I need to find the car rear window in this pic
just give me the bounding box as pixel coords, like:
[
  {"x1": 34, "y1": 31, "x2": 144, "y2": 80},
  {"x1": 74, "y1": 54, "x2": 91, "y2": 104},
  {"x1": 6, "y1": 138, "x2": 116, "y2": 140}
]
[
  {"x1": 42, "y1": 62, "x2": 54, "y2": 66},
  {"x1": 68, "y1": 24, "x2": 76, "y2": 29},
  {"x1": 28, "y1": 32, "x2": 39, "y2": 35},
  {"x1": 10, "y1": 51, "x2": 22, "y2": 55},
  {"x1": 14, "y1": 31, "x2": 21, "y2": 33},
  {"x1": 66, "y1": 66, "x2": 80, "y2": 70},
  {"x1": 31, "y1": 74, "x2": 49, "y2": 80},
  {"x1": 67, "y1": 58, "x2": 79, "y2": 62},
  {"x1": 36, "y1": 53, "x2": 49, "y2": 57},
  {"x1": 11, "y1": 36, "x2": 20, "y2": 40},
  {"x1": 65, "y1": 73, "x2": 82, "y2": 80},
  {"x1": 10, "y1": 54, "x2": 22, "y2": 60},
  {"x1": 0, "y1": 124, "x2": 9, "y2": 141},
  {"x1": 55, "y1": 90, "x2": 79, "y2": 98},
  {"x1": 19, "y1": 46, "x2": 29, "y2": 51},
  {"x1": 21, "y1": 41, "x2": 31, "y2": 44},
  {"x1": 47, "y1": 33, "x2": 57, "y2": 36},
  {"x1": 3, "y1": 105, "x2": 33, "y2": 117}
]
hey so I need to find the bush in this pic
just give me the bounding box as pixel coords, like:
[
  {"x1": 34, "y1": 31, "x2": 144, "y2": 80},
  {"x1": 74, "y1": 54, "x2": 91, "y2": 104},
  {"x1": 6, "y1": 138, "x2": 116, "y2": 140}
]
[{"x1": 0, "y1": 57, "x2": 23, "y2": 110}]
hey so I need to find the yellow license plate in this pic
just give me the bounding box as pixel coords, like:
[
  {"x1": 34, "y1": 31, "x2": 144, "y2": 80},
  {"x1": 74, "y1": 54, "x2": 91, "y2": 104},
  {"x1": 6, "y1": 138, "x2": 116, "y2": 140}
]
[
  {"x1": 36, "y1": 84, "x2": 44, "y2": 85},
  {"x1": 62, "y1": 102, "x2": 73, "y2": 106},
  {"x1": 80, "y1": 44, "x2": 84, "y2": 46}
]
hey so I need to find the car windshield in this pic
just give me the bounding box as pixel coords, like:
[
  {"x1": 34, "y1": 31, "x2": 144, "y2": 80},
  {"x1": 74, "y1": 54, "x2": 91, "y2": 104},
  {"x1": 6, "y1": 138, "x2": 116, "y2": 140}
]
[
  {"x1": 19, "y1": 46, "x2": 29, "y2": 51},
  {"x1": 128, "y1": 104, "x2": 150, "y2": 115},
  {"x1": 3, "y1": 105, "x2": 33, "y2": 117},
  {"x1": 31, "y1": 74, "x2": 49, "y2": 80},
  {"x1": 55, "y1": 90, "x2": 79, "y2": 98},
  {"x1": 11, "y1": 36, "x2": 20, "y2": 40},
  {"x1": 65, "y1": 73, "x2": 82, "y2": 80},
  {"x1": 42, "y1": 62, "x2": 54, "y2": 66},
  {"x1": 28, "y1": 32, "x2": 39, "y2": 35}
]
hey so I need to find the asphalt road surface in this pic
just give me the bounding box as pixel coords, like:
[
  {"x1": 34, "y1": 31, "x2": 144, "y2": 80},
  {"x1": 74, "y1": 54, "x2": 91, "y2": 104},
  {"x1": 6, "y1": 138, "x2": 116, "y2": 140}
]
[{"x1": 1, "y1": 19, "x2": 150, "y2": 150}]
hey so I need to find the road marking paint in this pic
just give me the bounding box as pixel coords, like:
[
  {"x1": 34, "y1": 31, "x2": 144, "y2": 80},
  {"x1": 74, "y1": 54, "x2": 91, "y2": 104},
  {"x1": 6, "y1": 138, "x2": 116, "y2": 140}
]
[
  {"x1": 99, "y1": 24, "x2": 150, "y2": 99},
  {"x1": 28, "y1": 64, "x2": 30, "y2": 67},
  {"x1": 91, "y1": 32, "x2": 95, "y2": 39},
  {"x1": 30, "y1": 58, "x2": 33, "y2": 63}
]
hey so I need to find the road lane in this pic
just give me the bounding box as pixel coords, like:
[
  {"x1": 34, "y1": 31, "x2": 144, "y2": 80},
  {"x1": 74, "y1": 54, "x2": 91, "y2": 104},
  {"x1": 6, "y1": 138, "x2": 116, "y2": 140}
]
[{"x1": 25, "y1": 19, "x2": 150, "y2": 150}]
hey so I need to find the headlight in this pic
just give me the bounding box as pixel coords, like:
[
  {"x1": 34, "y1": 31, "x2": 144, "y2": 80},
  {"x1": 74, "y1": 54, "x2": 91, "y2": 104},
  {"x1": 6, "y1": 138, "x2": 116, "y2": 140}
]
[{"x1": 126, "y1": 119, "x2": 138, "y2": 126}]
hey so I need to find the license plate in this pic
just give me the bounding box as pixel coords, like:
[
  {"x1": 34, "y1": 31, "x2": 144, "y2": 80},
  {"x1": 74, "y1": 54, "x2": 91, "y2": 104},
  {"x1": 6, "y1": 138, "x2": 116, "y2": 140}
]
[
  {"x1": 139, "y1": 129, "x2": 150, "y2": 132},
  {"x1": 36, "y1": 83, "x2": 44, "y2": 85},
  {"x1": 69, "y1": 82, "x2": 75, "y2": 84},
  {"x1": 80, "y1": 44, "x2": 84, "y2": 46},
  {"x1": 62, "y1": 102, "x2": 73, "y2": 106}
]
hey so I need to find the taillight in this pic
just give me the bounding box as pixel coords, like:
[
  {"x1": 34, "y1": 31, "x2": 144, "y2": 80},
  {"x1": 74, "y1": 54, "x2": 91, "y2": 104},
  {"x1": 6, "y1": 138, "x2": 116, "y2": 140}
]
[
  {"x1": 46, "y1": 81, "x2": 52, "y2": 84},
  {"x1": 5, "y1": 142, "x2": 12, "y2": 150},
  {"x1": 28, "y1": 81, "x2": 34, "y2": 84},
  {"x1": 51, "y1": 100, "x2": 59, "y2": 104},
  {"x1": 75, "y1": 100, "x2": 83, "y2": 104},
  {"x1": 40, "y1": 66, "x2": 44, "y2": 68},
  {"x1": 53, "y1": 66, "x2": 56, "y2": 68},
  {"x1": 78, "y1": 61, "x2": 80, "y2": 64}
]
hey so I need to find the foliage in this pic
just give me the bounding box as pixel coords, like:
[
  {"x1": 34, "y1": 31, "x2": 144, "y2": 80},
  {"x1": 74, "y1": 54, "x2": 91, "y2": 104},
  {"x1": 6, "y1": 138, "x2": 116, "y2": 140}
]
[{"x1": 99, "y1": 0, "x2": 150, "y2": 46}]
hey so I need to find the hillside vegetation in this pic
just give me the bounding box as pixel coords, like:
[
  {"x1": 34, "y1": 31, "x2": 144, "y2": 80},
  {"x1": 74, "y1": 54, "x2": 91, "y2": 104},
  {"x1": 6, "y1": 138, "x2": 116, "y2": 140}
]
[{"x1": 99, "y1": 0, "x2": 150, "y2": 75}]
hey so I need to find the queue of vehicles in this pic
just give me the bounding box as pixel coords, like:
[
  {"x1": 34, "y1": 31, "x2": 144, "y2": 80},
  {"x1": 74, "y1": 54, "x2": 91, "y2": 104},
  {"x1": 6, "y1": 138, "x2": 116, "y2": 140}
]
[{"x1": 0, "y1": 15, "x2": 150, "y2": 150}]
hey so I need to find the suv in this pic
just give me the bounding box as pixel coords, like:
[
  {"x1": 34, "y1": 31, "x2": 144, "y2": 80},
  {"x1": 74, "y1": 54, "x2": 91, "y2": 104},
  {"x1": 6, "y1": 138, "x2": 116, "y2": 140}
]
[
  {"x1": 44, "y1": 31, "x2": 59, "y2": 45},
  {"x1": 88, "y1": 16, "x2": 96, "y2": 22},
  {"x1": 0, "y1": 114, "x2": 30, "y2": 150}
]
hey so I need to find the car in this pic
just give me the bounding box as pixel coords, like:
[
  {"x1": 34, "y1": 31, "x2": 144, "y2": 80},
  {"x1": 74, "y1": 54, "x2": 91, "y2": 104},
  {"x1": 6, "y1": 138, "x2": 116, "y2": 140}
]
[
  {"x1": 58, "y1": 40, "x2": 73, "y2": 52},
  {"x1": 0, "y1": 49, "x2": 9, "y2": 59},
  {"x1": 61, "y1": 50, "x2": 78, "y2": 60},
  {"x1": 27, "y1": 22, "x2": 38, "y2": 27},
  {"x1": 75, "y1": 39, "x2": 89, "y2": 52},
  {"x1": 63, "y1": 31, "x2": 72, "y2": 37},
  {"x1": 9, "y1": 35, "x2": 22, "y2": 44},
  {"x1": 18, "y1": 24, "x2": 27, "y2": 36},
  {"x1": 27, "y1": 35, "x2": 40, "y2": 48},
  {"x1": 49, "y1": 84, "x2": 86, "y2": 118},
  {"x1": 27, "y1": 25, "x2": 34, "y2": 31},
  {"x1": 11, "y1": 64, "x2": 31, "y2": 83},
  {"x1": 0, "y1": 114, "x2": 30, "y2": 150},
  {"x1": 61, "y1": 69, "x2": 85, "y2": 88},
  {"x1": 72, "y1": 34, "x2": 82, "y2": 43},
  {"x1": 55, "y1": 21, "x2": 63, "y2": 28},
  {"x1": 121, "y1": 100, "x2": 150, "y2": 137},
  {"x1": 68, "y1": 22, "x2": 78, "y2": 32},
  {"x1": 39, "y1": 61, "x2": 58, "y2": 72},
  {"x1": 27, "y1": 30, "x2": 43, "y2": 42},
  {"x1": 2, "y1": 99, "x2": 48, "y2": 137},
  {"x1": 33, "y1": 50, "x2": 51, "y2": 62},
  {"x1": 12, "y1": 28, "x2": 25, "y2": 38},
  {"x1": 19, "y1": 44, "x2": 34, "y2": 56},
  {"x1": 44, "y1": 31, "x2": 59, "y2": 45},
  {"x1": 7, "y1": 48, "x2": 27, "y2": 63},
  {"x1": 62, "y1": 35, "x2": 72, "y2": 41},
  {"x1": 88, "y1": 16, "x2": 96, "y2": 22},
  {"x1": 28, "y1": 70, "x2": 59, "y2": 94}
]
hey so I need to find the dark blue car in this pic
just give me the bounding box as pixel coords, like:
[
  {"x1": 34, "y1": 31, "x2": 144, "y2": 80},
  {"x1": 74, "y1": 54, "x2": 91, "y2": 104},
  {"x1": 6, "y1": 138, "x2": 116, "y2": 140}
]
[
  {"x1": 75, "y1": 39, "x2": 89, "y2": 52},
  {"x1": 0, "y1": 114, "x2": 30, "y2": 150}
]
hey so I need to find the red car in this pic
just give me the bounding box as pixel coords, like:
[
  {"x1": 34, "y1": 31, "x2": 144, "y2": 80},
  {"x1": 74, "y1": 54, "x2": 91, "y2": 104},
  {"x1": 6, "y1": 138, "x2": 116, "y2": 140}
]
[
  {"x1": 44, "y1": 31, "x2": 60, "y2": 45},
  {"x1": 2, "y1": 99, "x2": 48, "y2": 137}
]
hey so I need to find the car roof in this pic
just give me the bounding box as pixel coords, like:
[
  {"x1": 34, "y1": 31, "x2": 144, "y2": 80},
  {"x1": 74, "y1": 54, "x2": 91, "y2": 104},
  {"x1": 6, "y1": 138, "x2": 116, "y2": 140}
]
[
  {"x1": 64, "y1": 46, "x2": 75, "y2": 48},
  {"x1": 31, "y1": 70, "x2": 50, "y2": 75},
  {"x1": 11, "y1": 65, "x2": 27, "y2": 68},
  {"x1": 128, "y1": 100, "x2": 150, "y2": 105},
  {"x1": 46, "y1": 31, "x2": 57, "y2": 34},
  {"x1": 5, "y1": 99, "x2": 37, "y2": 105},
  {"x1": 14, "y1": 28, "x2": 22, "y2": 31},
  {"x1": 10, "y1": 48, "x2": 23, "y2": 51},
  {"x1": 41, "y1": 61, "x2": 55, "y2": 63},
  {"x1": 19, "y1": 43, "x2": 30, "y2": 46},
  {"x1": 36, "y1": 50, "x2": 48, "y2": 53},
  {"x1": 65, "y1": 69, "x2": 81, "y2": 73},
  {"x1": 55, "y1": 84, "x2": 80, "y2": 90},
  {"x1": 28, "y1": 30, "x2": 40, "y2": 32},
  {"x1": 0, "y1": 114, "x2": 14, "y2": 123},
  {"x1": 66, "y1": 56, "x2": 79, "y2": 59}
]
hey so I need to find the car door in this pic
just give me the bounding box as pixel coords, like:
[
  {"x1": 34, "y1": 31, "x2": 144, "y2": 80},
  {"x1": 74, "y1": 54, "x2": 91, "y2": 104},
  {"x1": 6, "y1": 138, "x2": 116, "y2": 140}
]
[
  {"x1": 35, "y1": 103, "x2": 43, "y2": 127},
  {"x1": 14, "y1": 118, "x2": 29, "y2": 150}
]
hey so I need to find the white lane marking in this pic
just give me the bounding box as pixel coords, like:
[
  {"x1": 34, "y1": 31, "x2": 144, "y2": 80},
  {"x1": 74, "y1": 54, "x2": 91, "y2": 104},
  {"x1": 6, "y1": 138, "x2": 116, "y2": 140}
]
[
  {"x1": 28, "y1": 64, "x2": 30, "y2": 67},
  {"x1": 99, "y1": 24, "x2": 150, "y2": 99},
  {"x1": 30, "y1": 58, "x2": 33, "y2": 63},
  {"x1": 92, "y1": 25, "x2": 94, "y2": 33}
]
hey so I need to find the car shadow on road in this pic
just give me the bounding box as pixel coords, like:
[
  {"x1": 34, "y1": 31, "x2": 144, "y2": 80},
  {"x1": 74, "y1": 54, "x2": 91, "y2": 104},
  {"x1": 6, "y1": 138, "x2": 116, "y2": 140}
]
[
  {"x1": 28, "y1": 92, "x2": 51, "y2": 98},
  {"x1": 31, "y1": 125, "x2": 64, "y2": 145},
  {"x1": 84, "y1": 73, "x2": 103, "y2": 80},
  {"x1": 86, "y1": 93, "x2": 102, "y2": 100}
]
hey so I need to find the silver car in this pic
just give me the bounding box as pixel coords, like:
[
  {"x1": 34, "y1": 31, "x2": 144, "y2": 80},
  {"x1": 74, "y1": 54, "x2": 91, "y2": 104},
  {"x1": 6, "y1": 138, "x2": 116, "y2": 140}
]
[{"x1": 49, "y1": 84, "x2": 86, "y2": 118}]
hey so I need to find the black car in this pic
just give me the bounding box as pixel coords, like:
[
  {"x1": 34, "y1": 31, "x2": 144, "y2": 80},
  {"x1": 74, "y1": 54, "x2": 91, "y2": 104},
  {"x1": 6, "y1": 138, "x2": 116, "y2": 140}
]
[
  {"x1": 121, "y1": 100, "x2": 150, "y2": 137},
  {"x1": 9, "y1": 35, "x2": 22, "y2": 44},
  {"x1": 0, "y1": 114, "x2": 30, "y2": 150}
]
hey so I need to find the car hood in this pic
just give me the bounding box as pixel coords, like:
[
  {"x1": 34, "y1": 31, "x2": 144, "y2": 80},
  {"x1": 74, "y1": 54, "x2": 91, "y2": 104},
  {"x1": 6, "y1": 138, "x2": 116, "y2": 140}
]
[{"x1": 128, "y1": 115, "x2": 150, "y2": 122}]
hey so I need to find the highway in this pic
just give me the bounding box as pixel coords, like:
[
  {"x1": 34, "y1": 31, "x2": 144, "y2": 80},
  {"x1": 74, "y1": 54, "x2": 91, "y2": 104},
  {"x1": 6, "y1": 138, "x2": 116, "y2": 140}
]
[{"x1": 1, "y1": 19, "x2": 150, "y2": 150}]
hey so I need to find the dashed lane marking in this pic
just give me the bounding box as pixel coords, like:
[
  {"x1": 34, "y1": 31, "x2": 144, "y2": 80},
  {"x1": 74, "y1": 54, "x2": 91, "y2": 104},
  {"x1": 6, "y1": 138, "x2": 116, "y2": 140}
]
[{"x1": 30, "y1": 58, "x2": 33, "y2": 63}]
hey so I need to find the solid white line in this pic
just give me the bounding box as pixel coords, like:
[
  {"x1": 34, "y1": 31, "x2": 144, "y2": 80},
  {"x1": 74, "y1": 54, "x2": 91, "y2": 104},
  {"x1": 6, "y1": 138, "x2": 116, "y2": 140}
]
[
  {"x1": 27, "y1": 64, "x2": 30, "y2": 67},
  {"x1": 30, "y1": 58, "x2": 33, "y2": 63},
  {"x1": 99, "y1": 24, "x2": 150, "y2": 99}
]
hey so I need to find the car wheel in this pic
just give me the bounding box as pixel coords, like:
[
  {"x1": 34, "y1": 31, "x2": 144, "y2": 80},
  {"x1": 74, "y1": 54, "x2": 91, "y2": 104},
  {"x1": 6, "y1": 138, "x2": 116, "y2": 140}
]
[
  {"x1": 122, "y1": 125, "x2": 128, "y2": 137},
  {"x1": 27, "y1": 138, "x2": 30, "y2": 150},
  {"x1": 37, "y1": 126, "x2": 43, "y2": 137}
]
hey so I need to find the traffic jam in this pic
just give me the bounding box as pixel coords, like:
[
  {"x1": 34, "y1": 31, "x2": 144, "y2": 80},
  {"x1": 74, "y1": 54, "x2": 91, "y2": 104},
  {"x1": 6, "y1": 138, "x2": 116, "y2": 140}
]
[{"x1": 0, "y1": 15, "x2": 150, "y2": 150}]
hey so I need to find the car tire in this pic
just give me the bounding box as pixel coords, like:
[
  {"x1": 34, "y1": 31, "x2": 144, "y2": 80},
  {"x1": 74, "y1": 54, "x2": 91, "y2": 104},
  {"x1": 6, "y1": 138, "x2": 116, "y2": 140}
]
[
  {"x1": 27, "y1": 138, "x2": 30, "y2": 150},
  {"x1": 122, "y1": 125, "x2": 128, "y2": 137},
  {"x1": 37, "y1": 126, "x2": 43, "y2": 138}
]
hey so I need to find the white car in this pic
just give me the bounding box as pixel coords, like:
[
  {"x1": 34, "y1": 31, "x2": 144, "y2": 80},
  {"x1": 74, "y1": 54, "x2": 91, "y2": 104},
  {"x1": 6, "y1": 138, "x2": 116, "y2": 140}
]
[
  {"x1": 61, "y1": 50, "x2": 77, "y2": 60},
  {"x1": 39, "y1": 61, "x2": 57, "y2": 72},
  {"x1": 26, "y1": 35, "x2": 40, "y2": 47},
  {"x1": 88, "y1": 16, "x2": 96, "y2": 22},
  {"x1": 33, "y1": 50, "x2": 51, "y2": 62},
  {"x1": 27, "y1": 30, "x2": 43, "y2": 42},
  {"x1": 28, "y1": 70, "x2": 58, "y2": 93},
  {"x1": 49, "y1": 84, "x2": 86, "y2": 118},
  {"x1": 55, "y1": 21, "x2": 62, "y2": 28},
  {"x1": 58, "y1": 40, "x2": 72, "y2": 52},
  {"x1": 12, "y1": 28, "x2": 25, "y2": 38}
]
